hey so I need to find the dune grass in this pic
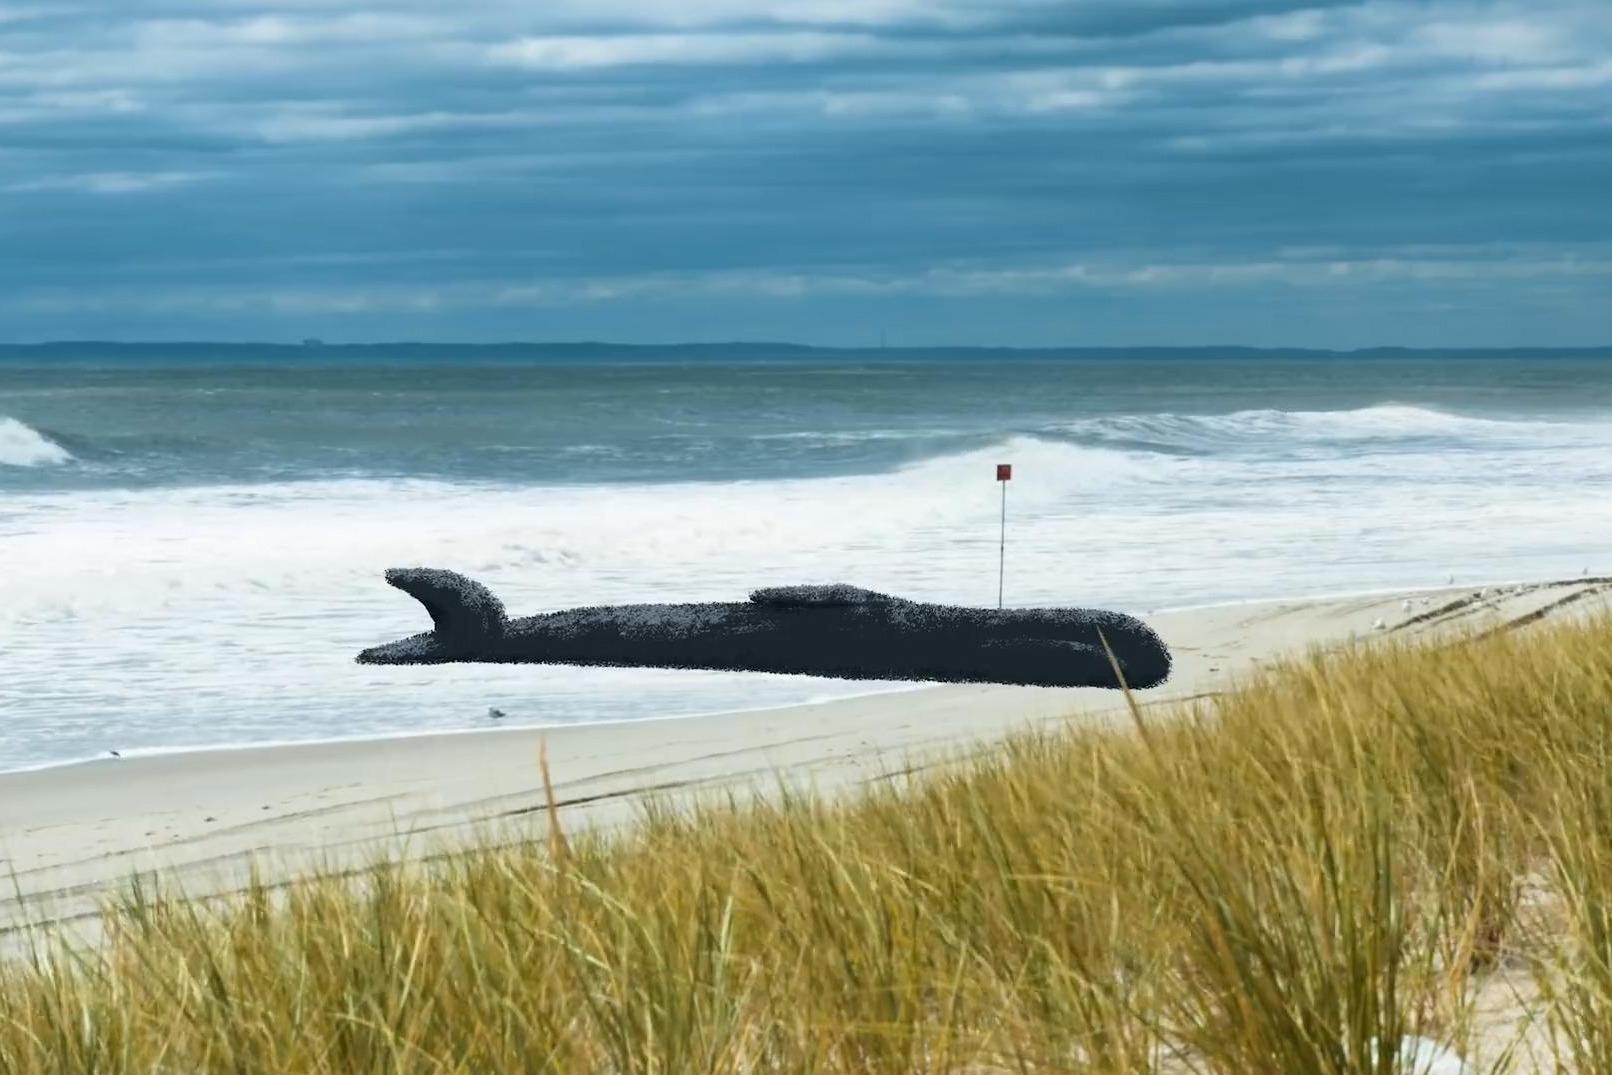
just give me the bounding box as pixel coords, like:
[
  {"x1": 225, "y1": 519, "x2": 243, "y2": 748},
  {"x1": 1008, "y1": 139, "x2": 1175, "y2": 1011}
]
[{"x1": 6, "y1": 611, "x2": 1612, "y2": 1072}]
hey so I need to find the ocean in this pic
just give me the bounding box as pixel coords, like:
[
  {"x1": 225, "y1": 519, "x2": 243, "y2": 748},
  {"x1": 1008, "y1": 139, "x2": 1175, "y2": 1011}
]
[{"x1": 4, "y1": 354, "x2": 1612, "y2": 772}]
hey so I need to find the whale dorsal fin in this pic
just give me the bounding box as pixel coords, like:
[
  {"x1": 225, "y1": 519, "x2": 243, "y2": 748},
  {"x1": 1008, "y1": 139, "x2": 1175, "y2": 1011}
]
[
  {"x1": 748, "y1": 583, "x2": 902, "y2": 607},
  {"x1": 384, "y1": 567, "x2": 508, "y2": 643}
]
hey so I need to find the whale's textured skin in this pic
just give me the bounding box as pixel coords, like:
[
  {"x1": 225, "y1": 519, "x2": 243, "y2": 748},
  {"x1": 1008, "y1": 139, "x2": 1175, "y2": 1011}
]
[{"x1": 356, "y1": 567, "x2": 1172, "y2": 690}]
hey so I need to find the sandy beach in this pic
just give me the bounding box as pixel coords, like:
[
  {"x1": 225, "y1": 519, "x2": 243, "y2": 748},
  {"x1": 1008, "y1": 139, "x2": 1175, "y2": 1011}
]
[{"x1": 4, "y1": 574, "x2": 1609, "y2": 952}]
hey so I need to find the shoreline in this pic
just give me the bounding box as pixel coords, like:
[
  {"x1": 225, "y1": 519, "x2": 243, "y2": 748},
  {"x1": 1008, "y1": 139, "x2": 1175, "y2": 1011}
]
[
  {"x1": 3, "y1": 572, "x2": 1610, "y2": 948},
  {"x1": 0, "y1": 683, "x2": 940, "y2": 779},
  {"x1": 5, "y1": 570, "x2": 1589, "y2": 780}
]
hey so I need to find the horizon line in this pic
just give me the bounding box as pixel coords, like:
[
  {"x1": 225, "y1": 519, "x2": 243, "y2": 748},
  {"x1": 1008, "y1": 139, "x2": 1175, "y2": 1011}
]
[{"x1": 5, "y1": 340, "x2": 1612, "y2": 355}]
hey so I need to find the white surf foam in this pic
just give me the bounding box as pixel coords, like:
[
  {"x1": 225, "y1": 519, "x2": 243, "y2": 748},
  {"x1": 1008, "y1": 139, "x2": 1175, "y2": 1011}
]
[
  {"x1": 1050, "y1": 404, "x2": 1575, "y2": 451},
  {"x1": 5, "y1": 403, "x2": 1612, "y2": 772},
  {"x1": 0, "y1": 416, "x2": 73, "y2": 467}
]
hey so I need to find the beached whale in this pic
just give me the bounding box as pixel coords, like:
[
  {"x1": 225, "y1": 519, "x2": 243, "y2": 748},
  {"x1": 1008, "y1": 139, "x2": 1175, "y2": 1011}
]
[{"x1": 356, "y1": 568, "x2": 1171, "y2": 689}]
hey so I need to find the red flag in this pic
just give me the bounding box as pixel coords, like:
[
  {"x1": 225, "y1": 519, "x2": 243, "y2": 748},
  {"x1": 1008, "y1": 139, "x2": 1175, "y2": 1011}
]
[{"x1": 996, "y1": 463, "x2": 1012, "y2": 481}]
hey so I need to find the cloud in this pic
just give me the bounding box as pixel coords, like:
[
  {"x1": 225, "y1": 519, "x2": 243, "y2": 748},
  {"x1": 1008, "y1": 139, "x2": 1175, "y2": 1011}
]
[
  {"x1": 0, "y1": 0, "x2": 1609, "y2": 344},
  {"x1": 249, "y1": 107, "x2": 533, "y2": 144},
  {"x1": 1471, "y1": 61, "x2": 1612, "y2": 91},
  {"x1": 131, "y1": 13, "x2": 446, "y2": 48},
  {"x1": 2, "y1": 170, "x2": 220, "y2": 194},
  {"x1": 485, "y1": 32, "x2": 887, "y2": 70}
]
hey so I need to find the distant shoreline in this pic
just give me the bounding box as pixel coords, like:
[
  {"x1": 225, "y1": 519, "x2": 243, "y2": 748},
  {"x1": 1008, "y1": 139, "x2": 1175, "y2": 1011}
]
[{"x1": 4, "y1": 341, "x2": 1612, "y2": 364}]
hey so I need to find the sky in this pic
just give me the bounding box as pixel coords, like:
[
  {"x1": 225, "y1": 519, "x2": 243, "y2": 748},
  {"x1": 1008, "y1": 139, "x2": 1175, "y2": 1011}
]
[{"x1": 1, "y1": 0, "x2": 1609, "y2": 347}]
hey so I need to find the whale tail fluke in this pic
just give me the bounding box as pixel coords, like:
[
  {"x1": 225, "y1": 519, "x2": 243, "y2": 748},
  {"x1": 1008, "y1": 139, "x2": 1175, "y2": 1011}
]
[
  {"x1": 372, "y1": 568, "x2": 509, "y2": 658},
  {"x1": 385, "y1": 567, "x2": 509, "y2": 642}
]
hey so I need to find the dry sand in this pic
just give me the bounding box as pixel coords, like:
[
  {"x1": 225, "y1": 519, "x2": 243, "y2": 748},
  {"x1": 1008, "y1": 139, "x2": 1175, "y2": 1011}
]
[{"x1": 3, "y1": 573, "x2": 1610, "y2": 1064}]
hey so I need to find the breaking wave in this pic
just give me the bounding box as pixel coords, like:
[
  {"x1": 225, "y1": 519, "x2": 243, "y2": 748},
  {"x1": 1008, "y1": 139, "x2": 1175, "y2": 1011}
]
[
  {"x1": 1044, "y1": 404, "x2": 1569, "y2": 455},
  {"x1": 0, "y1": 417, "x2": 73, "y2": 467}
]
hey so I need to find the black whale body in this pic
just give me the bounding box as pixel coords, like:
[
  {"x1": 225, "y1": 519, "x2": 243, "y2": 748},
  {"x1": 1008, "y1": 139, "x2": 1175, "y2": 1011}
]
[{"x1": 356, "y1": 568, "x2": 1171, "y2": 690}]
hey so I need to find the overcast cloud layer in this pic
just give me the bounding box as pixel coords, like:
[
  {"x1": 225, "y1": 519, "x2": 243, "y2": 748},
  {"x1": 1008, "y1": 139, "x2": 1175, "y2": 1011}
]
[{"x1": 2, "y1": 0, "x2": 1609, "y2": 346}]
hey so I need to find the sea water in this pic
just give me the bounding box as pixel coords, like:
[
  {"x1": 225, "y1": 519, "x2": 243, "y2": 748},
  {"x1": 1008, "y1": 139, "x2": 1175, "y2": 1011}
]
[{"x1": 4, "y1": 354, "x2": 1612, "y2": 771}]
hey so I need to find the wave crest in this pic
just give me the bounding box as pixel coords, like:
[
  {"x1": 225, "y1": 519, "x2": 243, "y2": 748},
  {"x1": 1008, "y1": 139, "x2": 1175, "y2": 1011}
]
[
  {"x1": 1049, "y1": 404, "x2": 1542, "y2": 453},
  {"x1": 0, "y1": 417, "x2": 74, "y2": 467}
]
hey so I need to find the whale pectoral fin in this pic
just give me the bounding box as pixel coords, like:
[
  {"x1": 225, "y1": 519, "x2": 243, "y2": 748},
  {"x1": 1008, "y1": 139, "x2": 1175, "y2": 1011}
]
[
  {"x1": 748, "y1": 583, "x2": 901, "y2": 607},
  {"x1": 383, "y1": 567, "x2": 509, "y2": 645}
]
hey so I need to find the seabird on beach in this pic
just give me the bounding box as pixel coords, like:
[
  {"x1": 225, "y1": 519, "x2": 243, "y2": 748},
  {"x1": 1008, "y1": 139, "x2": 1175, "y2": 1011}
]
[
  {"x1": 1401, "y1": 599, "x2": 1413, "y2": 612},
  {"x1": 1371, "y1": 617, "x2": 1387, "y2": 631},
  {"x1": 487, "y1": 707, "x2": 507, "y2": 719}
]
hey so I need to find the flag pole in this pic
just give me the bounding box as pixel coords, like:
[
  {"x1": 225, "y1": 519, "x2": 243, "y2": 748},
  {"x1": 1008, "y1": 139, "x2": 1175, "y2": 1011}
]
[{"x1": 996, "y1": 463, "x2": 1011, "y2": 608}]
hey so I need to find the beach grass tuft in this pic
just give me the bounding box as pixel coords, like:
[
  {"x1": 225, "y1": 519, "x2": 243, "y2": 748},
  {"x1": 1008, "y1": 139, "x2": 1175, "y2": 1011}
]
[{"x1": 6, "y1": 611, "x2": 1612, "y2": 1071}]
